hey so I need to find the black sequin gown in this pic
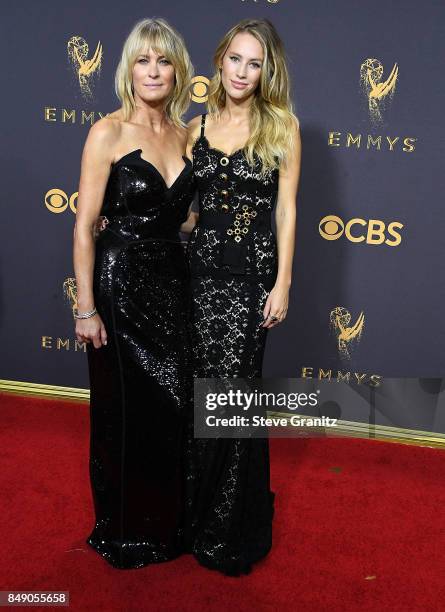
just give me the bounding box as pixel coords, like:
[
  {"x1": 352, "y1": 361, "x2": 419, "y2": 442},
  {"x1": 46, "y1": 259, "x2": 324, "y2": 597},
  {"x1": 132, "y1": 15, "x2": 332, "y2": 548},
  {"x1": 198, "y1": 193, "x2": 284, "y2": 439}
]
[
  {"x1": 185, "y1": 115, "x2": 278, "y2": 575},
  {"x1": 85, "y1": 149, "x2": 195, "y2": 569}
]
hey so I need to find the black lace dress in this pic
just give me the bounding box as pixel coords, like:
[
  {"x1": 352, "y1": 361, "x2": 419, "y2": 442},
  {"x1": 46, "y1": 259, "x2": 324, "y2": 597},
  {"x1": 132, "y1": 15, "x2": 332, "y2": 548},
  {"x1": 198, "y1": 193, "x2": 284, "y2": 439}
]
[
  {"x1": 185, "y1": 114, "x2": 278, "y2": 575},
  {"x1": 86, "y1": 149, "x2": 195, "y2": 569}
]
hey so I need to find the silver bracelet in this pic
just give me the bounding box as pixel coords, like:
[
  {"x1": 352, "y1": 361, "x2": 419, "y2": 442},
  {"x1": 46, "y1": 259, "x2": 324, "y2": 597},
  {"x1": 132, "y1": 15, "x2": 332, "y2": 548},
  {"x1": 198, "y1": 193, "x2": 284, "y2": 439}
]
[{"x1": 74, "y1": 307, "x2": 97, "y2": 320}]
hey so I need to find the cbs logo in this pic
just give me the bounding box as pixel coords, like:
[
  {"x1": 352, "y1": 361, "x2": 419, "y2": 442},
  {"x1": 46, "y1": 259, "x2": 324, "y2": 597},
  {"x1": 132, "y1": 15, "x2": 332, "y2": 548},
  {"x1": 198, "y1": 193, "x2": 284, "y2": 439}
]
[
  {"x1": 319, "y1": 215, "x2": 403, "y2": 246},
  {"x1": 190, "y1": 76, "x2": 209, "y2": 104},
  {"x1": 45, "y1": 189, "x2": 78, "y2": 214}
]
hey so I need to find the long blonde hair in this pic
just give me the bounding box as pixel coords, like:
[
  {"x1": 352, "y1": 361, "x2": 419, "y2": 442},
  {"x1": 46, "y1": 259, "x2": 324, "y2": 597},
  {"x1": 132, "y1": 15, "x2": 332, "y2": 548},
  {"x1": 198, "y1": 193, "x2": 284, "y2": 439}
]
[
  {"x1": 115, "y1": 18, "x2": 193, "y2": 126},
  {"x1": 207, "y1": 19, "x2": 298, "y2": 172}
]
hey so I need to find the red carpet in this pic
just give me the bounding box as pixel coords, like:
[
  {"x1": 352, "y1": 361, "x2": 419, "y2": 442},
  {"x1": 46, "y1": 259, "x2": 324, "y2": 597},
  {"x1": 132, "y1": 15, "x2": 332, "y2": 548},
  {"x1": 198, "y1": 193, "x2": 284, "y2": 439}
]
[{"x1": 1, "y1": 392, "x2": 445, "y2": 611}]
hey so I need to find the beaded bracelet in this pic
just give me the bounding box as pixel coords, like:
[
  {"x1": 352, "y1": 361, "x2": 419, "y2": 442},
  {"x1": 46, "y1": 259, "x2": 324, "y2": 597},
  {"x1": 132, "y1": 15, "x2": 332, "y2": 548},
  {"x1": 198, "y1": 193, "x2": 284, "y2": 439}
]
[{"x1": 73, "y1": 307, "x2": 97, "y2": 320}]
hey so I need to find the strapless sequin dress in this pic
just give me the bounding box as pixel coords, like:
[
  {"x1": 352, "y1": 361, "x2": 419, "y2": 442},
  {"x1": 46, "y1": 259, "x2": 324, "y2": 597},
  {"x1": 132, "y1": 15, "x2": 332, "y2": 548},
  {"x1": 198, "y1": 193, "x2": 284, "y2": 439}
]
[{"x1": 86, "y1": 149, "x2": 195, "y2": 569}]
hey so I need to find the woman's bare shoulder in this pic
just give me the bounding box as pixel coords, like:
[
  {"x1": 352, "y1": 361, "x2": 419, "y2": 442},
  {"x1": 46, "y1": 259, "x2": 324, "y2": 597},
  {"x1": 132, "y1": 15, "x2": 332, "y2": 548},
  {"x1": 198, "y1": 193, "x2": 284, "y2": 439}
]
[
  {"x1": 187, "y1": 114, "x2": 203, "y2": 128},
  {"x1": 87, "y1": 112, "x2": 122, "y2": 144},
  {"x1": 186, "y1": 114, "x2": 205, "y2": 141},
  {"x1": 80, "y1": 113, "x2": 123, "y2": 167}
]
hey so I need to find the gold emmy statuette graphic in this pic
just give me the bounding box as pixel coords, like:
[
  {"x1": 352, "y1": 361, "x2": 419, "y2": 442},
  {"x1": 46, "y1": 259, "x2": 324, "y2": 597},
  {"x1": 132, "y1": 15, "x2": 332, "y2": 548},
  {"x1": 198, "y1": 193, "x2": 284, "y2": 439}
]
[
  {"x1": 360, "y1": 58, "x2": 398, "y2": 124},
  {"x1": 330, "y1": 306, "x2": 365, "y2": 359},
  {"x1": 63, "y1": 277, "x2": 78, "y2": 316},
  {"x1": 67, "y1": 36, "x2": 103, "y2": 100},
  {"x1": 190, "y1": 76, "x2": 210, "y2": 104}
]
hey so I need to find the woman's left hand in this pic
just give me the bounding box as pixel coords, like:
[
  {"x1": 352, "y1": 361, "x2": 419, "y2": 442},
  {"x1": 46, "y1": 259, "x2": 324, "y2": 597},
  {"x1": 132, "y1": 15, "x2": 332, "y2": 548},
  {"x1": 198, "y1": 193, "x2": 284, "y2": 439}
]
[{"x1": 262, "y1": 284, "x2": 289, "y2": 329}]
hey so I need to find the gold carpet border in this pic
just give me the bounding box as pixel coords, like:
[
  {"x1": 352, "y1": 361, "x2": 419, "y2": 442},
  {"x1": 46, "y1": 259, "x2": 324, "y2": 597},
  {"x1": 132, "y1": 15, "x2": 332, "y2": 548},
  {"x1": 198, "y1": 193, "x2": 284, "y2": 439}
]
[
  {"x1": 0, "y1": 379, "x2": 89, "y2": 402},
  {"x1": 1, "y1": 379, "x2": 445, "y2": 449}
]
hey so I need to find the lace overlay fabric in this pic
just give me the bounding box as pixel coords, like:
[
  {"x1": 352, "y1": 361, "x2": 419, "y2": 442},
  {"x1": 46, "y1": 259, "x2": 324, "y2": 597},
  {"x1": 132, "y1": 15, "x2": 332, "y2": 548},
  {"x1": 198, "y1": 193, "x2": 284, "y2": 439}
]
[{"x1": 185, "y1": 115, "x2": 278, "y2": 575}]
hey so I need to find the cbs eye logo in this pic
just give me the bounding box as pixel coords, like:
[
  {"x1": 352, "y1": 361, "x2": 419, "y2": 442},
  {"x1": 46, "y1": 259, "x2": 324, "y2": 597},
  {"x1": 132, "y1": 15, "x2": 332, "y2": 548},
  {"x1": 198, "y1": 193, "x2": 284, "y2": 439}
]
[
  {"x1": 190, "y1": 76, "x2": 209, "y2": 103},
  {"x1": 319, "y1": 214, "x2": 403, "y2": 246},
  {"x1": 45, "y1": 189, "x2": 78, "y2": 214}
]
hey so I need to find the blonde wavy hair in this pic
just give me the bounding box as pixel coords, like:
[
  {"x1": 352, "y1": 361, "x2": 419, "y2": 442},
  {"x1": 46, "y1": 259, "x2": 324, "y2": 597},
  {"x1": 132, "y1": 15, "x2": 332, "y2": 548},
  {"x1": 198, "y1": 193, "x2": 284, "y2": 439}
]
[
  {"x1": 207, "y1": 19, "x2": 299, "y2": 172},
  {"x1": 115, "y1": 18, "x2": 193, "y2": 126}
]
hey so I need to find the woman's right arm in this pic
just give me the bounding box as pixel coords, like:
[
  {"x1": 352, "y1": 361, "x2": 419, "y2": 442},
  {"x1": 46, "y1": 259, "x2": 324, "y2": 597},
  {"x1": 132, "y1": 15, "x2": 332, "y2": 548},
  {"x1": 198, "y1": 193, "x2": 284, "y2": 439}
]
[
  {"x1": 179, "y1": 116, "x2": 202, "y2": 234},
  {"x1": 73, "y1": 118, "x2": 119, "y2": 349}
]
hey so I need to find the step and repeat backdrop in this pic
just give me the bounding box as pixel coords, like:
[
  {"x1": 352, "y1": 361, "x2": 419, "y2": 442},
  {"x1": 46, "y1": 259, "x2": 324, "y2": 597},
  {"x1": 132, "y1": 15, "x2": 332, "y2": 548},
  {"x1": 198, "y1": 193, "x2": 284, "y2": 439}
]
[{"x1": 1, "y1": 0, "x2": 444, "y2": 432}]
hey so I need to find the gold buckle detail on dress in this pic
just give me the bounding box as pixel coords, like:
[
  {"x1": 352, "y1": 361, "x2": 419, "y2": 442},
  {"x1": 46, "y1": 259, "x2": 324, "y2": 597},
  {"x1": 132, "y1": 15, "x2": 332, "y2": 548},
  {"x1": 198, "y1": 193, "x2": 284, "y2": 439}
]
[{"x1": 226, "y1": 205, "x2": 257, "y2": 243}]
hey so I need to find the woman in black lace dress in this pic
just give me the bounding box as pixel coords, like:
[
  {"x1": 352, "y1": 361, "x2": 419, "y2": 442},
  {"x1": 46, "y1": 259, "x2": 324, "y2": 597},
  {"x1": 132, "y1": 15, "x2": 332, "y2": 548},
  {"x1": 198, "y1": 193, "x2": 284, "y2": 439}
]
[
  {"x1": 184, "y1": 19, "x2": 301, "y2": 575},
  {"x1": 73, "y1": 19, "x2": 195, "y2": 569}
]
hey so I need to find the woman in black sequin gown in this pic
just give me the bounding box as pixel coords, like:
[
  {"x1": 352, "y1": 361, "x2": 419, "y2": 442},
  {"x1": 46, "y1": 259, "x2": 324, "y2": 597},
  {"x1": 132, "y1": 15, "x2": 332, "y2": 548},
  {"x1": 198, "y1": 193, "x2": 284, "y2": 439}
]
[
  {"x1": 184, "y1": 20, "x2": 301, "y2": 575},
  {"x1": 73, "y1": 19, "x2": 195, "y2": 569}
]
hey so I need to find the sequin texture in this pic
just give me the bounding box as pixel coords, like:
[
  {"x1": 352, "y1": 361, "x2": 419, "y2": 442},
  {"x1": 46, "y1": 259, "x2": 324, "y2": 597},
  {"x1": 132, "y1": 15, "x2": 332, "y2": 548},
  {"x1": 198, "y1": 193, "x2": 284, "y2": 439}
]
[{"x1": 86, "y1": 150, "x2": 195, "y2": 569}]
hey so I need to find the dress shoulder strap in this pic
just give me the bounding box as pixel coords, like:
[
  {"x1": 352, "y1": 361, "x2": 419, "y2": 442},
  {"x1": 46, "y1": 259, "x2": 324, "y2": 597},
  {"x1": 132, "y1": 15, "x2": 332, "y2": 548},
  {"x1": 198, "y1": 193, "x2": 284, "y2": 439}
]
[{"x1": 200, "y1": 113, "x2": 207, "y2": 137}]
